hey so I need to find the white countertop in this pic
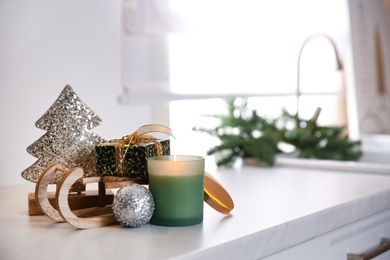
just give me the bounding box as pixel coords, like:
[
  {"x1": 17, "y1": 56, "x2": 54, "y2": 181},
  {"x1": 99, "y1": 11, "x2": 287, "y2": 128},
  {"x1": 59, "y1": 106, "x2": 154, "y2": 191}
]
[{"x1": 2, "y1": 165, "x2": 390, "y2": 260}]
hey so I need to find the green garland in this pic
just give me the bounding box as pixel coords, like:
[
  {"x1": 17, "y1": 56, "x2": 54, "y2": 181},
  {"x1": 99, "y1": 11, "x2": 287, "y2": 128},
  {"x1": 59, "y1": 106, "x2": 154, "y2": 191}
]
[{"x1": 193, "y1": 98, "x2": 362, "y2": 167}]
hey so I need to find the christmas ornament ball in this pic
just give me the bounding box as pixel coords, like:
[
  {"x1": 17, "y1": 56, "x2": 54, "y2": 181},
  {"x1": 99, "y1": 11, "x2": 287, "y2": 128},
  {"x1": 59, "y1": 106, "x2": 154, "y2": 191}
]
[{"x1": 112, "y1": 184, "x2": 155, "y2": 228}]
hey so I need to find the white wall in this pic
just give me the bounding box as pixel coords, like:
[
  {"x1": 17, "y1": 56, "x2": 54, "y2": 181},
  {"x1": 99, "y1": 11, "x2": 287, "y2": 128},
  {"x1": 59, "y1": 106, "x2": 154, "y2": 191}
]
[{"x1": 0, "y1": 0, "x2": 154, "y2": 187}]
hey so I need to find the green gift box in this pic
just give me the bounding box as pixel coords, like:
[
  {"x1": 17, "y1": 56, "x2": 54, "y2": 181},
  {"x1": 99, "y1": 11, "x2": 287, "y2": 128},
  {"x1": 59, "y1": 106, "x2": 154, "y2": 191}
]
[{"x1": 96, "y1": 139, "x2": 170, "y2": 182}]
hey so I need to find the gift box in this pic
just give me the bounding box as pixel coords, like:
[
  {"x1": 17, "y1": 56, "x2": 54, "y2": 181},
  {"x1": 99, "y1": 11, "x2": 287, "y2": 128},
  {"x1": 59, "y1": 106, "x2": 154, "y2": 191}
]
[{"x1": 96, "y1": 139, "x2": 170, "y2": 182}]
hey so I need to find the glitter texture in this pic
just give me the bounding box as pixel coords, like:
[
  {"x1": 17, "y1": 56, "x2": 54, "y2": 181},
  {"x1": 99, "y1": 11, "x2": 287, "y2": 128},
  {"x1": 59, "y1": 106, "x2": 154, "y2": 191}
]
[
  {"x1": 112, "y1": 184, "x2": 155, "y2": 228},
  {"x1": 21, "y1": 85, "x2": 105, "y2": 185}
]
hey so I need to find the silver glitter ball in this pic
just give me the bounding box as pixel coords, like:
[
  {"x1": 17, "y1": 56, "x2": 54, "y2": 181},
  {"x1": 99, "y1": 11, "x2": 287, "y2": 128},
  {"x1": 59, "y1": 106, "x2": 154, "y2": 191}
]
[{"x1": 113, "y1": 184, "x2": 155, "y2": 228}]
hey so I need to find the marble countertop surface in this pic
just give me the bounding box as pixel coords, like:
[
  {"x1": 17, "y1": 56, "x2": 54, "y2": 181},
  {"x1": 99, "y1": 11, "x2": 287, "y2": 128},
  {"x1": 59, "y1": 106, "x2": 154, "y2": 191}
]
[{"x1": 2, "y1": 165, "x2": 390, "y2": 260}]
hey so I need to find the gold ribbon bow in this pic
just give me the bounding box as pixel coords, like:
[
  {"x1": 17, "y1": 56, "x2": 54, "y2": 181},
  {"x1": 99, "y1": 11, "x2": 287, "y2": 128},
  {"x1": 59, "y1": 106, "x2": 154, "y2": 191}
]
[{"x1": 109, "y1": 124, "x2": 175, "y2": 176}]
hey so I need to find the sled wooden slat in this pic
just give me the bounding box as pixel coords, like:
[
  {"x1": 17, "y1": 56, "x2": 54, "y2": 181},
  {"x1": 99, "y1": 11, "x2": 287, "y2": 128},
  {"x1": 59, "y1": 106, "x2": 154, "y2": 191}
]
[
  {"x1": 28, "y1": 190, "x2": 114, "y2": 216},
  {"x1": 56, "y1": 167, "x2": 118, "y2": 229}
]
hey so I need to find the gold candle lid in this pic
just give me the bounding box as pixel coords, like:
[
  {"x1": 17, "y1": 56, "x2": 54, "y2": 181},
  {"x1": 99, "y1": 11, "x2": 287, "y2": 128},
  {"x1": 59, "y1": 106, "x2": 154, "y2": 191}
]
[{"x1": 204, "y1": 172, "x2": 234, "y2": 214}]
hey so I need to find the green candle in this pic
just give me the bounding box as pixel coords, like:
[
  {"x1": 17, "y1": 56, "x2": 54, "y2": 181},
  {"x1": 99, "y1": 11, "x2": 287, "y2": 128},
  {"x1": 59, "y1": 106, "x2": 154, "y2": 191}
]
[{"x1": 147, "y1": 155, "x2": 205, "y2": 226}]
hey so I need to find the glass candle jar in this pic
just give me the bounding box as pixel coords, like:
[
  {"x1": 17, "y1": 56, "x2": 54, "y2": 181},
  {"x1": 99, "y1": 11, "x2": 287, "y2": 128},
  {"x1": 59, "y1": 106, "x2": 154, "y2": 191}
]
[{"x1": 147, "y1": 155, "x2": 205, "y2": 226}]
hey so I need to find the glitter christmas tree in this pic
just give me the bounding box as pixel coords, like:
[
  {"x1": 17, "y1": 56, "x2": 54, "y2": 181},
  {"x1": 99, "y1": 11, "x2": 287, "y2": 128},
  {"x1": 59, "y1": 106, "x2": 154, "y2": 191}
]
[{"x1": 21, "y1": 85, "x2": 105, "y2": 186}]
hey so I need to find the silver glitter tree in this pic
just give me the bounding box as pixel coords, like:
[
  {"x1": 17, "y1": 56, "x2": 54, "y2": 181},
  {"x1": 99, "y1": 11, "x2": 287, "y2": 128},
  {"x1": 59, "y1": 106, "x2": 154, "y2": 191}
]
[{"x1": 21, "y1": 85, "x2": 105, "y2": 187}]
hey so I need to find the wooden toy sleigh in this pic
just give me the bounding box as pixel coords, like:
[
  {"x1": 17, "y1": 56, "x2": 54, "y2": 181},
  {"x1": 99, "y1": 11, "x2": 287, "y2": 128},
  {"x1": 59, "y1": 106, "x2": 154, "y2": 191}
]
[
  {"x1": 30, "y1": 163, "x2": 235, "y2": 229},
  {"x1": 31, "y1": 163, "x2": 136, "y2": 229}
]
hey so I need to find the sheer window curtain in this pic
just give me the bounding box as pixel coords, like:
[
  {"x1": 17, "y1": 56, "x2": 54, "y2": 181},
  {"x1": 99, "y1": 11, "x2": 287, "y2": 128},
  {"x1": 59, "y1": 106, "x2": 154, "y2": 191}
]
[
  {"x1": 120, "y1": 0, "x2": 349, "y2": 101},
  {"x1": 119, "y1": 0, "x2": 355, "y2": 154}
]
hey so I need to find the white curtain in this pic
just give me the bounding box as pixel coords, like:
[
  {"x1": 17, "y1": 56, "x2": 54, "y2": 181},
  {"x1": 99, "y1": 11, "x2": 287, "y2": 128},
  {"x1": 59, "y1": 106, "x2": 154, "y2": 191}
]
[{"x1": 120, "y1": 0, "x2": 349, "y2": 104}]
